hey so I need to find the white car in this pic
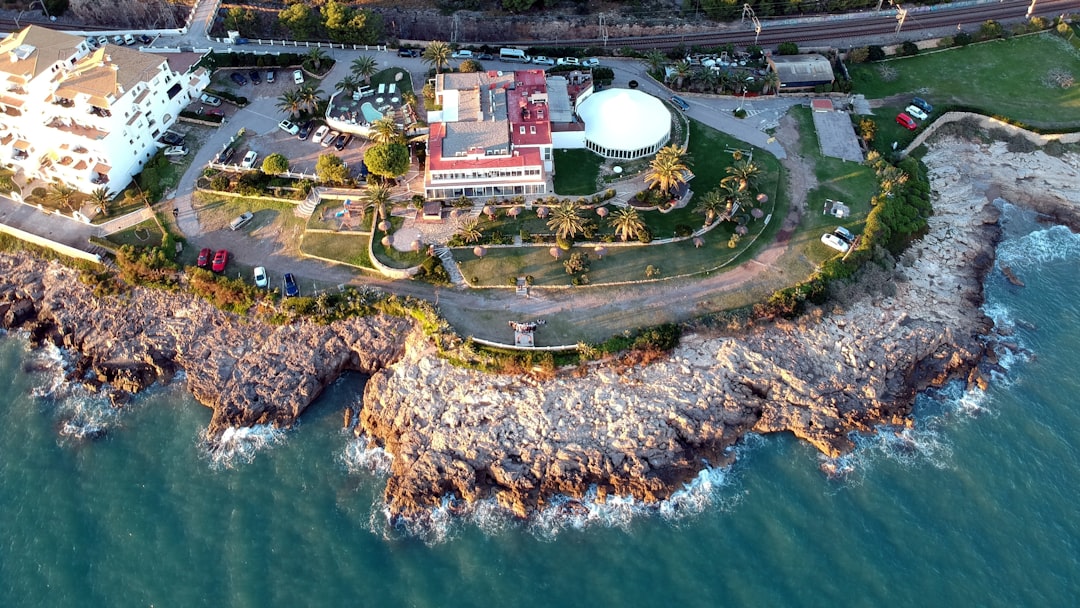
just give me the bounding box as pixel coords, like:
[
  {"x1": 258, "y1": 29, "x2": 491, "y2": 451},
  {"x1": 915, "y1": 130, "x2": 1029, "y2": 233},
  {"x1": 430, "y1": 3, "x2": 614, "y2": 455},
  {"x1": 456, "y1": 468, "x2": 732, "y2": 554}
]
[
  {"x1": 311, "y1": 125, "x2": 329, "y2": 144},
  {"x1": 163, "y1": 145, "x2": 188, "y2": 157},
  {"x1": 278, "y1": 119, "x2": 300, "y2": 135},
  {"x1": 97, "y1": 36, "x2": 109, "y2": 47},
  {"x1": 531, "y1": 56, "x2": 555, "y2": 66},
  {"x1": 321, "y1": 130, "x2": 339, "y2": 147},
  {"x1": 123, "y1": 34, "x2": 136, "y2": 46},
  {"x1": 556, "y1": 57, "x2": 580, "y2": 66},
  {"x1": 821, "y1": 233, "x2": 851, "y2": 253},
  {"x1": 241, "y1": 151, "x2": 258, "y2": 169},
  {"x1": 253, "y1": 266, "x2": 268, "y2": 289},
  {"x1": 451, "y1": 49, "x2": 473, "y2": 59},
  {"x1": 199, "y1": 93, "x2": 222, "y2": 107},
  {"x1": 904, "y1": 105, "x2": 928, "y2": 121},
  {"x1": 582, "y1": 58, "x2": 600, "y2": 68},
  {"x1": 293, "y1": 70, "x2": 305, "y2": 85}
]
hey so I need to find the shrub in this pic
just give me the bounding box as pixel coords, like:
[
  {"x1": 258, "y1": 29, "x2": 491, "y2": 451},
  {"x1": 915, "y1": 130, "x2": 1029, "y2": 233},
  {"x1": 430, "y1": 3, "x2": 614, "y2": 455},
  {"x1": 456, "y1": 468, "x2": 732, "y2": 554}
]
[
  {"x1": 115, "y1": 244, "x2": 179, "y2": 289},
  {"x1": 899, "y1": 41, "x2": 919, "y2": 57},
  {"x1": 188, "y1": 268, "x2": 261, "y2": 314},
  {"x1": 777, "y1": 42, "x2": 799, "y2": 55}
]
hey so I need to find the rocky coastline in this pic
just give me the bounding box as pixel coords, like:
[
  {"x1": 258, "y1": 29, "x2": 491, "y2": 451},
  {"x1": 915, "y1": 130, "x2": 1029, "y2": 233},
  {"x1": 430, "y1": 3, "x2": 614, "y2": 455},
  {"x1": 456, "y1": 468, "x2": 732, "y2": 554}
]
[{"x1": 2, "y1": 137, "x2": 1078, "y2": 521}]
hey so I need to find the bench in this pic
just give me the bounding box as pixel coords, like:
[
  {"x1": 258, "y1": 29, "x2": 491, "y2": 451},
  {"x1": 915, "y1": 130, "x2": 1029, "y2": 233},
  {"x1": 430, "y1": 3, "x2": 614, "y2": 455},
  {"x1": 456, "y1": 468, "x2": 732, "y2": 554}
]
[{"x1": 377, "y1": 83, "x2": 386, "y2": 94}]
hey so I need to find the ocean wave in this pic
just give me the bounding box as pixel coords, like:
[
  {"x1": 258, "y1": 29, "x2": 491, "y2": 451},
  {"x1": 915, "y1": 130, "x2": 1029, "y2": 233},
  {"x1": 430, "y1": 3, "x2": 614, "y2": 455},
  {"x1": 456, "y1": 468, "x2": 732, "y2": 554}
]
[
  {"x1": 25, "y1": 342, "x2": 123, "y2": 441},
  {"x1": 995, "y1": 224, "x2": 1080, "y2": 272},
  {"x1": 202, "y1": 424, "x2": 288, "y2": 469},
  {"x1": 340, "y1": 435, "x2": 394, "y2": 477}
]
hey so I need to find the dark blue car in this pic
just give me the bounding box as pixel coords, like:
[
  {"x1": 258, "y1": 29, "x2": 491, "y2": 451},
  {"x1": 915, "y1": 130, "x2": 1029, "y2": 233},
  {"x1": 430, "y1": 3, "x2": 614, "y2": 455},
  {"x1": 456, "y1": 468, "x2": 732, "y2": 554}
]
[
  {"x1": 229, "y1": 72, "x2": 247, "y2": 86},
  {"x1": 670, "y1": 95, "x2": 690, "y2": 111},
  {"x1": 283, "y1": 273, "x2": 300, "y2": 298}
]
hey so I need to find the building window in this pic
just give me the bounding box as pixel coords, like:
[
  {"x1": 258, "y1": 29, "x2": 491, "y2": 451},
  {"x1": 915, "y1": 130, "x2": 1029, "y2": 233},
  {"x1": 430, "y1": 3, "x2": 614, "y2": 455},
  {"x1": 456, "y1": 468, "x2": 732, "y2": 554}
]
[{"x1": 519, "y1": 126, "x2": 525, "y2": 134}]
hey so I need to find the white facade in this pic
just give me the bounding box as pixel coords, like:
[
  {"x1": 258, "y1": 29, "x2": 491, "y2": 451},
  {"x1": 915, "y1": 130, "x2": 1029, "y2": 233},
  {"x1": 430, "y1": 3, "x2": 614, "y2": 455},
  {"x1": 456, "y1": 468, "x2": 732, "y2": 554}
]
[
  {"x1": 0, "y1": 26, "x2": 209, "y2": 197},
  {"x1": 576, "y1": 89, "x2": 671, "y2": 160}
]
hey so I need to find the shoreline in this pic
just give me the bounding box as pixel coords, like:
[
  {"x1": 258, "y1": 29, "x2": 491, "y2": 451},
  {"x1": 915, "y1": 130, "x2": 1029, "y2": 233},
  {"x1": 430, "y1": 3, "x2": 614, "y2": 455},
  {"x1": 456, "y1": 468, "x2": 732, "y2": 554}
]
[{"x1": 1, "y1": 136, "x2": 1078, "y2": 521}]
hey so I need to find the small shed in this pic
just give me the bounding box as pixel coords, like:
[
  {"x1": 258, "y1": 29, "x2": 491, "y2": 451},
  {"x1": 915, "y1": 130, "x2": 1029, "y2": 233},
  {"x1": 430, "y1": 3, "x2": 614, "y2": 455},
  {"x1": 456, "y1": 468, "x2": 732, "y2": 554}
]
[
  {"x1": 811, "y1": 99, "x2": 834, "y2": 112},
  {"x1": 421, "y1": 200, "x2": 443, "y2": 221},
  {"x1": 768, "y1": 54, "x2": 835, "y2": 89}
]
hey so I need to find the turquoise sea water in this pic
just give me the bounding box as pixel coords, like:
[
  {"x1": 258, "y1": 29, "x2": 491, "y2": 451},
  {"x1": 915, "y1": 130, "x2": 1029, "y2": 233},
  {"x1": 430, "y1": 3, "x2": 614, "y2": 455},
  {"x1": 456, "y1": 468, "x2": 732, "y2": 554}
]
[{"x1": 2, "y1": 202, "x2": 1079, "y2": 607}]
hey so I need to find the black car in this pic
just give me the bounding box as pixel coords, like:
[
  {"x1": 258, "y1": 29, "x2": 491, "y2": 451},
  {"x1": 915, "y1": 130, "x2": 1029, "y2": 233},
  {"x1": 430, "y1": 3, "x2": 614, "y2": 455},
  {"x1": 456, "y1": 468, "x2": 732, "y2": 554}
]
[
  {"x1": 137, "y1": 34, "x2": 152, "y2": 44},
  {"x1": 911, "y1": 97, "x2": 933, "y2": 114},
  {"x1": 477, "y1": 52, "x2": 494, "y2": 61},
  {"x1": 160, "y1": 131, "x2": 184, "y2": 146},
  {"x1": 333, "y1": 133, "x2": 352, "y2": 151},
  {"x1": 249, "y1": 70, "x2": 260, "y2": 85},
  {"x1": 397, "y1": 48, "x2": 419, "y2": 58},
  {"x1": 297, "y1": 121, "x2": 314, "y2": 140},
  {"x1": 229, "y1": 72, "x2": 247, "y2": 86},
  {"x1": 283, "y1": 273, "x2": 300, "y2": 298},
  {"x1": 215, "y1": 147, "x2": 235, "y2": 164}
]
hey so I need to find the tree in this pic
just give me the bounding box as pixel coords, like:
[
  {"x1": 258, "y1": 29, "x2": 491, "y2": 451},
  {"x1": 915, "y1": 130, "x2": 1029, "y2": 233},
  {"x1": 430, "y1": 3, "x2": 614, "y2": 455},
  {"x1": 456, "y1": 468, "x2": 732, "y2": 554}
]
[
  {"x1": 457, "y1": 217, "x2": 483, "y2": 244},
  {"x1": 777, "y1": 42, "x2": 799, "y2": 55},
  {"x1": 316, "y1": 153, "x2": 350, "y2": 185},
  {"x1": 364, "y1": 142, "x2": 410, "y2": 180},
  {"x1": 644, "y1": 50, "x2": 667, "y2": 74},
  {"x1": 261, "y1": 153, "x2": 289, "y2": 175},
  {"x1": 563, "y1": 251, "x2": 590, "y2": 275},
  {"x1": 546, "y1": 200, "x2": 584, "y2": 240},
  {"x1": 305, "y1": 47, "x2": 329, "y2": 73},
  {"x1": 458, "y1": 58, "x2": 484, "y2": 73},
  {"x1": 336, "y1": 75, "x2": 360, "y2": 94},
  {"x1": 88, "y1": 186, "x2": 112, "y2": 216},
  {"x1": 276, "y1": 89, "x2": 303, "y2": 118},
  {"x1": 423, "y1": 41, "x2": 452, "y2": 75},
  {"x1": 370, "y1": 115, "x2": 402, "y2": 144},
  {"x1": 350, "y1": 55, "x2": 378, "y2": 83},
  {"x1": 223, "y1": 7, "x2": 255, "y2": 34},
  {"x1": 763, "y1": 70, "x2": 781, "y2": 95},
  {"x1": 725, "y1": 159, "x2": 760, "y2": 191},
  {"x1": 609, "y1": 208, "x2": 646, "y2": 242},
  {"x1": 696, "y1": 189, "x2": 727, "y2": 226},
  {"x1": 47, "y1": 180, "x2": 78, "y2": 213},
  {"x1": 278, "y1": 3, "x2": 318, "y2": 40},
  {"x1": 296, "y1": 84, "x2": 324, "y2": 114},
  {"x1": 644, "y1": 145, "x2": 691, "y2": 197},
  {"x1": 362, "y1": 181, "x2": 392, "y2": 221},
  {"x1": 502, "y1": 0, "x2": 537, "y2": 13},
  {"x1": 671, "y1": 60, "x2": 692, "y2": 89}
]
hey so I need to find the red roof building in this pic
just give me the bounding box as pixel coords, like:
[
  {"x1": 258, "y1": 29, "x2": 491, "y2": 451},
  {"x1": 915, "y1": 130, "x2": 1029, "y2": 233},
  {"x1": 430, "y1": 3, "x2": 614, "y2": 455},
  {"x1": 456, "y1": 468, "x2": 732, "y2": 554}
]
[{"x1": 424, "y1": 69, "x2": 552, "y2": 200}]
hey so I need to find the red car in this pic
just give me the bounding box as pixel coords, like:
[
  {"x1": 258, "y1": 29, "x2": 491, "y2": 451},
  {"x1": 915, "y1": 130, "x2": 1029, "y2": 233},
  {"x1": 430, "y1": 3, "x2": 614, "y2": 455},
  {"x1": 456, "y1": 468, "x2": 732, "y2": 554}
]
[
  {"x1": 196, "y1": 247, "x2": 212, "y2": 268},
  {"x1": 896, "y1": 112, "x2": 917, "y2": 131},
  {"x1": 211, "y1": 249, "x2": 228, "y2": 273}
]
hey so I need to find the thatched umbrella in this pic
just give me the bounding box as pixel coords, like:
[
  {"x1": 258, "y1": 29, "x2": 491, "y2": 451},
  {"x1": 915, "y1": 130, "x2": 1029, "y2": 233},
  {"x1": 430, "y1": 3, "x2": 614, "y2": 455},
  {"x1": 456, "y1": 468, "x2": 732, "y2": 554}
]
[
  {"x1": 596, "y1": 206, "x2": 609, "y2": 219},
  {"x1": 482, "y1": 205, "x2": 495, "y2": 221},
  {"x1": 536, "y1": 206, "x2": 549, "y2": 219},
  {"x1": 594, "y1": 245, "x2": 607, "y2": 259},
  {"x1": 549, "y1": 246, "x2": 561, "y2": 260},
  {"x1": 381, "y1": 235, "x2": 391, "y2": 247},
  {"x1": 693, "y1": 236, "x2": 704, "y2": 248},
  {"x1": 735, "y1": 225, "x2": 749, "y2": 236},
  {"x1": 473, "y1": 245, "x2": 487, "y2": 258},
  {"x1": 756, "y1": 193, "x2": 768, "y2": 204},
  {"x1": 378, "y1": 220, "x2": 391, "y2": 232},
  {"x1": 508, "y1": 206, "x2": 522, "y2": 219},
  {"x1": 751, "y1": 208, "x2": 764, "y2": 219}
]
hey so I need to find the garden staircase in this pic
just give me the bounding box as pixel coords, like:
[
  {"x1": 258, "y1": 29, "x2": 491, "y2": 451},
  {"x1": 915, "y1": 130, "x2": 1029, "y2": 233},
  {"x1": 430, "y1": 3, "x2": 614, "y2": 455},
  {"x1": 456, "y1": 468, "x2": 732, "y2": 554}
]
[
  {"x1": 294, "y1": 189, "x2": 321, "y2": 218},
  {"x1": 431, "y1": 245, "x2": 467, "y2": 287}
]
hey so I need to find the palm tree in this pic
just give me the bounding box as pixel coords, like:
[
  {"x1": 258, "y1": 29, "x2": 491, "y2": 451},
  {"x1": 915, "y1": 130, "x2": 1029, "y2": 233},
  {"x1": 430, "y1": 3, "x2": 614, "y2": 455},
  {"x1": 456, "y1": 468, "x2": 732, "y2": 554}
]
[
  {"x1": 306, "y1": 47, "x2": 329, "y2": 73},
  {"x1": 644, "y1": 145, "x2": 691, "y2": 197},
  {"x1": 362, "y1": 182, "x2": 392, "y2": 222},
  {"x1": 701, "y1": 68, "x2": 721, "y2": 94},
  {"x1": 276, "y1": 89, "x2": 303, "y2": 118},
  {"x1": 296, "y1": 84, "x2": 324, "y2": 115},
  {"x1": 89, "y1": 186, "x2": 111, "y2": 216},
  {"x1": 350, "y1": 55, "x2": 378, "y2": 83},
  {"x1": 370, "y1": 115, "x2": 402, "y2": 144},
  {"x1": 422, "y1": 41, "x2": 452, "y2": 75},
  {"x1": 671, "y1": 60, "x2": 692, "y2": 89},
  {"x1": 46, "y1": 180, "x2": 78, "y2": 212},
  {"x1": 401, "y1": 91, "x2": 418, "y2": 109},
  {"x1": 725, "y1": 159, "x2": 761, "y2": 191},
  {"x1": 335, "y1": 75, "x2": 360, "y2": 95},
  {"x1": 763, "y1": 70, "x2": 781, "y2": 95},
  {"x1": 696, "y1": 189, "x2": 727, "y2": 226},
  {"x1": 644, "y1": 50, "x2": 667, "y2": 74},
  {"x1": 609, "y1": 208, "x2": 646, "y2": 242},
  {"x1": 457, "y1": 217, "x2": 483, "y2": 244},
  {"x1": 546, "y1": 200, "x2": 584, "y2": 240}
]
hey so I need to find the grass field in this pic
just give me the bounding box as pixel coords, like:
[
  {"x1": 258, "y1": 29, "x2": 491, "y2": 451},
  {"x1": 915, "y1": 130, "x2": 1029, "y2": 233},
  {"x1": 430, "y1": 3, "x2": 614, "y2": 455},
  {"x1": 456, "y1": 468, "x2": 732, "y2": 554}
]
[
  {"x1": 300, "y1": 232, "x2": 373, "y2": 268},
  {"x1": 850, "y1": 33, "x2": 1080, "y2": 128},
  {"x1": 552, "y1": 149, "x2": 603, "y2": 195},
  {"x1": 105, "y1": 219, "x2": 165, "y2": 249}
]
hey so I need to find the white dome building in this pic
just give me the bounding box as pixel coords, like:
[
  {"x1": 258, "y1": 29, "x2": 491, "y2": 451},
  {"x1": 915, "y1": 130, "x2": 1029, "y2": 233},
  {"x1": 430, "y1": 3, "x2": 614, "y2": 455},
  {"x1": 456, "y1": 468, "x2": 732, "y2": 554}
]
[{"x1": 576, "y1": 89, "x2": 671, "y2": 160}]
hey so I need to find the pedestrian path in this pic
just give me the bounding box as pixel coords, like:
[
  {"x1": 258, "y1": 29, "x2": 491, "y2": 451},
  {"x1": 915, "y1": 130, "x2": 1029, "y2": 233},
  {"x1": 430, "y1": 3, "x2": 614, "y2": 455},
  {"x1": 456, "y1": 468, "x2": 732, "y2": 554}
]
[{"x1": 431, "y1": 245, "x2": 466, "y2": 287}]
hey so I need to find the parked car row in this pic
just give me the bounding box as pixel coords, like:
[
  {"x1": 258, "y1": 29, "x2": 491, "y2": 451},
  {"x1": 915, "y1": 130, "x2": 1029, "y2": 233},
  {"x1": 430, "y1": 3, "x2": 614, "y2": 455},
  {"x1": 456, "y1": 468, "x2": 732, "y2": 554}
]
[
  {"x1": 195, "y1": 250, "x2": 298, "y2": 297},
  {"x1": 87, "y1": 34, "x2": 151, "y2": 49},
  {"x1": 820, "y1": 226, "x2": 857, "y2": 253},
  {"x1": 896, "y1": 97, "x2": 934, "y2": 131},
  {"x1": 196, "y1": 247, "x2": 230, "y2": 272}
]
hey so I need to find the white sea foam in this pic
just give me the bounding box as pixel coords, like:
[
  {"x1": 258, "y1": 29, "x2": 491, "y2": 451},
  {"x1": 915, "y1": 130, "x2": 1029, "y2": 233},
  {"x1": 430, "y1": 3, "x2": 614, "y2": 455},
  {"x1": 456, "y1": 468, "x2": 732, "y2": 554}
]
[
  {"x1": 25, "y1": 343, "x2": 123, "y2": 440},
  {"x1": 340, "y1": 435, "x2": 394, "y2": 477},
  {"x1": 996, "y1": 224, "x2": 1080, "y2": 272},
  {"x1": 203, "y1": 424, "x2": 287, "y2": 469}
]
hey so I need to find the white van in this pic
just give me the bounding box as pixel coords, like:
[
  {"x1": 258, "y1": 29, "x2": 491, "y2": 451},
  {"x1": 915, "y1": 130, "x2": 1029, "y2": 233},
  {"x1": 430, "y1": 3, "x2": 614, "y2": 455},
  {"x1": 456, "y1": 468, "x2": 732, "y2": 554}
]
[{"x1": 499, "y1": 48, "x2": 530, "y2": 63}]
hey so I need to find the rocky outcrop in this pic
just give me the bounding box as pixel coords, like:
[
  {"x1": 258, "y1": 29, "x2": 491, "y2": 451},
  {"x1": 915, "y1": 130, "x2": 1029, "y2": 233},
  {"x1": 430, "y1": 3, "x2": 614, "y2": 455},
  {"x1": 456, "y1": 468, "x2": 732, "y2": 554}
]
[
  {"x1": 357, "y1": 139, "x2": 1080, "y2": 519},
  {"x1": 0, "y1": 258, "x2": 412, "y2": 433}
]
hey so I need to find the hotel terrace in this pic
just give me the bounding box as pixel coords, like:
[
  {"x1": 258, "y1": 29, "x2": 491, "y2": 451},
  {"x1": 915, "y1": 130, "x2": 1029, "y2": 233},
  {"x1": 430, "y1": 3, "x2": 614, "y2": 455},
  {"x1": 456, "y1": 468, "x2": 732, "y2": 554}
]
[{"x1": 0, "y1": 26, "x2": 208, "y2": 198}]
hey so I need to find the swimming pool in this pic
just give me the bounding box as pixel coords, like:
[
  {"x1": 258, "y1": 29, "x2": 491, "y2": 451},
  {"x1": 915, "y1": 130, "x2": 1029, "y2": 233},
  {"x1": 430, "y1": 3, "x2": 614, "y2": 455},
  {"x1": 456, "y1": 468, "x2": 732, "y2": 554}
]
[{"x1": 360, "y1": 102, "x2": 383, "y2": 123}]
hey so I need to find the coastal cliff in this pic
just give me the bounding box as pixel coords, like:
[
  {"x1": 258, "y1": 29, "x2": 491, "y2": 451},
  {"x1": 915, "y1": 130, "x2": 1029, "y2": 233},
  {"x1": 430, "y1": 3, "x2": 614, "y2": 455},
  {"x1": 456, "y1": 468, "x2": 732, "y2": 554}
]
[{"x1": 2, "y1": 137, "x2": 1077, "y2": 521}]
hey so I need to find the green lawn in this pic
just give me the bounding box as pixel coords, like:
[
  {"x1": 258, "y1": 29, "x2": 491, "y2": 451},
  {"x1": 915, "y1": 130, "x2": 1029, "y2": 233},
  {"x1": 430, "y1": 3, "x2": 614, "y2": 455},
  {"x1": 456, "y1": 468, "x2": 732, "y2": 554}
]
[
  {"x1": 104, "y1": 219, "x2": 164, "y2": 249},
  {"x1": 372, "y1": 216, "x2": 427, "y2": 269},
  {"x1": 300, "y1": 232, "x2": 373, "y2": 268},
  {"x1": 850, "y1": 33, "x2": 1080, "y2": 128},
  {"x1": 552, "y1": 149, "x2": 603, "y2": 195}
]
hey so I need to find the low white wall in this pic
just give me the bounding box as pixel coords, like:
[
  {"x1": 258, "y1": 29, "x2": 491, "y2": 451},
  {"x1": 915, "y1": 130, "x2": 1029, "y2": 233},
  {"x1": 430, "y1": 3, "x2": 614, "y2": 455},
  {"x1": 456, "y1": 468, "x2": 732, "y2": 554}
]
[{"x1": 0, "y1": 223, "x2": 101, "y2": 265}]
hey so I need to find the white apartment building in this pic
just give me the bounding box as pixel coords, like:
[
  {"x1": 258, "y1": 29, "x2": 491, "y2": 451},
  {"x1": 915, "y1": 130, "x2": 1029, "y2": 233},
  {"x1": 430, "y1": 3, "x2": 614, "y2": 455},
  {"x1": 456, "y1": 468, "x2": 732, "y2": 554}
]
[{"x1": 0, "y1": 26, "x2": 209, "y2": 198}]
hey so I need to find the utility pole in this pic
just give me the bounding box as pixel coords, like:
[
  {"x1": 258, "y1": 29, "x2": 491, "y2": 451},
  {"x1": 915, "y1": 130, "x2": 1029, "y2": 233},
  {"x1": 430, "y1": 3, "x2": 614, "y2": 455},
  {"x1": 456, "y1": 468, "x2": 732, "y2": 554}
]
[
  {"x1": 600, "y1": 13, "x2": 609, "y2": 49},
  {"x1": 1027, "y1": 0, "x2": 1037, "y2": 19},
  {"x1": 896, "y1": 7, "x2": 908, "y2": 34},
  {"x1": 742, "y1": 4, "x2": 762, "y2": 46}
]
